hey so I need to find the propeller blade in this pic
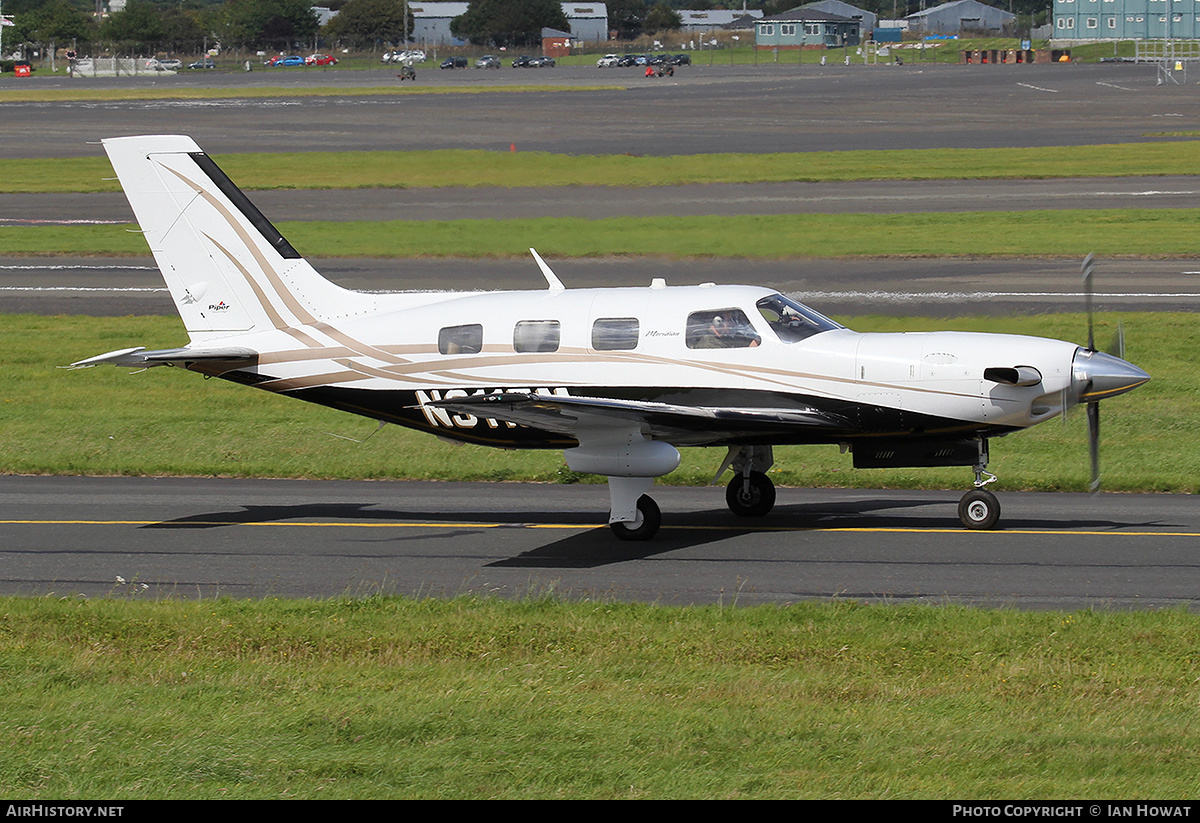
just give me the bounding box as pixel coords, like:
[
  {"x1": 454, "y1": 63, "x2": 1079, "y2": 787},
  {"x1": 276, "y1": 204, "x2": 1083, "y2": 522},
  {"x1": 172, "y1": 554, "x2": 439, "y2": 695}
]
[
  {"x1": 1108, "y1": 321, "x2": 1126, "y2": 360},
  {"x1": 1087, "y1": 400, "x2": 1101, "y2": 494},
  {"x1": 1081, "y1": 252, "x2": 1095, "y2": 351}
]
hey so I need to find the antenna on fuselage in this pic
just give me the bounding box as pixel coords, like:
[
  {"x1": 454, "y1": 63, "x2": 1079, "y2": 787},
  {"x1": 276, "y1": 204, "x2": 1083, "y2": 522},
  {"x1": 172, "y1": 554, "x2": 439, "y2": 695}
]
[{"x1": 530, "y1": 248, "x2": 565, "y2": 292}]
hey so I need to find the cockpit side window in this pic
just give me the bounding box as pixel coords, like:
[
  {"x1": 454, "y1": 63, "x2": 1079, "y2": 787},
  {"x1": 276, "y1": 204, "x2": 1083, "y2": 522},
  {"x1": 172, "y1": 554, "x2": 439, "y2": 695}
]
[
  {"x1": 756, "y1": 294, "x2": 843, "y2": 343},
  {"x1": 686, "y1": 308, "x2": 761, "y2": 349}
]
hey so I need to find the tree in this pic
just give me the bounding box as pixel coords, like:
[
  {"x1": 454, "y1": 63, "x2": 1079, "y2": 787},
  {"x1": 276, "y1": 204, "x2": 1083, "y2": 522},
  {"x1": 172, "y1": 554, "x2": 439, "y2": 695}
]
[
  {"x1": 644, "y1": 2, "x2": 682, "y2": 33},
  {"x1": 607, "y1": 0, "x2": 647, "y2": 39},
  {"x1": 11, "y1": 0, "x2": 94, "y2": 47},
  {"x1": 450, "y1": 0, "x2": 569, "y2": 49},
  {"x1": 98, "y1": 0, "x2": 207, "y2": 53},
  {"x1": 211, "y1": 0, "x2": 319, "y2": 52},
  {"x1": 324, "y1": 0, "x2": 413, "y2": 48}
]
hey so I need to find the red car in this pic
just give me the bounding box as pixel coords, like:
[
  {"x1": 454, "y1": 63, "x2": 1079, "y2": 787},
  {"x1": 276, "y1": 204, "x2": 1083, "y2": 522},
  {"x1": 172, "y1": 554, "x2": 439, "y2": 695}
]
[{"x1": 306, "y1": 54, "x2": 338, "y2": 66}]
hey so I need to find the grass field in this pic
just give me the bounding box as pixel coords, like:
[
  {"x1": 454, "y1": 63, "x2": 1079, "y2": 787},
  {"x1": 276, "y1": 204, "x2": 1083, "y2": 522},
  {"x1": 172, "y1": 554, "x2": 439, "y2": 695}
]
[
  {"x1": 8, "y1": 208, "x2": 1200, "y2": 259},
  {"x1": 4, "y1": 595, "x2": 1200, "y2": 799},
  {"x1": 6, "y1": 142, "x2": 1200, "y2": 193}
]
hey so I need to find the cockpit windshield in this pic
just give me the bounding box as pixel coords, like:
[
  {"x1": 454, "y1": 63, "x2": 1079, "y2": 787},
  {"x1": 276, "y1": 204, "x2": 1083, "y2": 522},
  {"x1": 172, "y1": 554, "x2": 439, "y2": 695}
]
[{"x1": 755, "y1": 294, "x2": 844, "y2": 343}]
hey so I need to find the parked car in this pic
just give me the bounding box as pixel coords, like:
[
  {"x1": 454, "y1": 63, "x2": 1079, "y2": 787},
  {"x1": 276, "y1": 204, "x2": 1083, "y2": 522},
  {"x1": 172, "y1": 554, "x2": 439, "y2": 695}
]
[
  {"x1": 616, "y1": 54, "x2": 639, "y2": 67},
  {"x1": 672, "y1": 54, "x2": 691, "y2": 65},
  {"x1": 386, "y1": 50, "x2": 425, "y2": 63},
  {"x1": 440, "y1": 57, "x2": 467, "y2": 69},
  {"x1": 475, "y1": 55, "x2": 501, "y2": 69},
  {"x1": 265, "y1": 55, "x2": 305, "y2": 67},
  {"x1": 597, "y1": 54, "x2": 620, "y2": 67},
  {"x1": 188, "y1": 58, "x2": 216, "y2": 69},
  {"x1": 305, "y1": 53, "x2": 337, "y2": 66},
  {"x1": 145, "y1": 58, "x2": 182, "y2": 71},
  {"x1": 511, "y1": 55, "x2": 533, "y2": 68},
  {"x1": 530, "y1": 56, "x2": 555, "y2": 67}
]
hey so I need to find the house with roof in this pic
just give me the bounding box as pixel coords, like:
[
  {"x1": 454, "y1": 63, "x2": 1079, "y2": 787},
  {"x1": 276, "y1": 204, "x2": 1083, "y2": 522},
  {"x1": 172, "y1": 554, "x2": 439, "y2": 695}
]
[{"x1": 755, "y1": 6, "x2": 861, "y2": 48}]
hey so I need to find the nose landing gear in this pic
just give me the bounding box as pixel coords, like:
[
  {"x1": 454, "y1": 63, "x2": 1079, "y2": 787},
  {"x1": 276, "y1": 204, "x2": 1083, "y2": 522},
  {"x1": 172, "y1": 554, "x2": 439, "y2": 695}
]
[{"x1": 959, "y1": 441, "x2": 1000, "y2": 530}]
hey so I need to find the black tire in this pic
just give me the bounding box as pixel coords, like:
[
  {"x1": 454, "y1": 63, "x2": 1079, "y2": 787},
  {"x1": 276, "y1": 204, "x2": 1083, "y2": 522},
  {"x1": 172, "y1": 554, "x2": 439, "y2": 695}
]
[
  {"x1": 610, "y1": 495, "x2": 661, "y2": 541},
  {"x1": 725, "y1": 471, "x2": 776, "y2": 517},
  {"x1": 958, "y1": 488, "x2": 1001, "y2": 530}
]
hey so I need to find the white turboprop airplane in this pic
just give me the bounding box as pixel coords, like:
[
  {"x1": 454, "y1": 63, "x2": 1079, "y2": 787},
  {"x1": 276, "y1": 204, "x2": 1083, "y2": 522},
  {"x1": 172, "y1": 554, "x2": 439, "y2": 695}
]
[{"x1": 73, "y1": 135, "x2": 1150, "y2": 540}]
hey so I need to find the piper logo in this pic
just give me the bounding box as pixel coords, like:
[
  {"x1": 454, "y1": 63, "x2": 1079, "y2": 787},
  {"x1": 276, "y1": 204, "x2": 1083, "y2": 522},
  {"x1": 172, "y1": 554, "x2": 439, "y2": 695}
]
[
  {"x1": 207, "y1": 301, "x2": 231, "y2": 311},
  {"x1": 416, "y1": 387, "x2": 568, "y2": 428}
]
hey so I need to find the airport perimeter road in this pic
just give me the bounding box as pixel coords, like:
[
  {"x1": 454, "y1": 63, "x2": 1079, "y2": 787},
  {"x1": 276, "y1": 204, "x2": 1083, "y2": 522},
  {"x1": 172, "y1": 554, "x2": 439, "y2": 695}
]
[
  {"x1": 1, "y1": 475, "x2": 1197, "y2": 610},
  {"x1": 3, "y1": 62, "x2": 1199, "y2": 158}
]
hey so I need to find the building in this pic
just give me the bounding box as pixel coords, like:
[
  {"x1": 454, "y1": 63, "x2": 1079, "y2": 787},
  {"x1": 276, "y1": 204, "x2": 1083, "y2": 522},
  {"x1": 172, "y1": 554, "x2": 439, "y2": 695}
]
[
  {"x1": 905, "y1": 0, "x2": 1016, "y2": 35},
  {"x1": 798, "y1": 1, "x2": 877, "y2": 38},
  {"x1": 406, "y1": 3, "x2": 608, "y2": 47},
  {"x1": 1052, "y1": 0, "x2": 1200, "y2": 40},
  {"x1": 677, "y1": 8, "x2": 764, "y2": 33},
  {"x1": 563, "y1": 3, "x2": 608, "y2": 42},
  {"x1": 409, "y1": 2, "x2": 470, "y2": 46},
  {"x1": 755, "y1": 6, "x2": 862, "y2": 48}
]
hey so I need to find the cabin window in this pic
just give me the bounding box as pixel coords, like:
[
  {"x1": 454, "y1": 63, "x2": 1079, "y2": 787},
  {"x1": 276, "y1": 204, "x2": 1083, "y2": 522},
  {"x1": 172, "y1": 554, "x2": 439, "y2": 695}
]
[
  {"x1": 686, "y1": 309, "x2": 761, "y2": 349},
  {"x1": 438, "y1": 323, "x2": 483, "y2": 355},
  {"x1": 756, "y1": 293, "x2": 843, "y2": 343},
  {"x1": 514, "y1": 320, "x2": 561, "y2": 353},
  {"x1": 592, "y1": 317, "x2": 639, "y2": 351}
]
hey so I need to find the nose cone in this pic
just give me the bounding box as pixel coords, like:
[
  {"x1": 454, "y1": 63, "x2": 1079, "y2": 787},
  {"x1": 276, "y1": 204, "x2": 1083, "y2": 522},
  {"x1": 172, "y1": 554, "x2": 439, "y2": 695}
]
[{"x1": 1072, "y1": 348, "x2": 1150, "y2": 401}]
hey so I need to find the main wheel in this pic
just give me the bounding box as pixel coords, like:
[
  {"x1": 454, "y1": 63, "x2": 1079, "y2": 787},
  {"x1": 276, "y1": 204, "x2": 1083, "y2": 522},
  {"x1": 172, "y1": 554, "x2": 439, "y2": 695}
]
[
  {"x1": 958, "y1": 488, "x2": 1001, "y2": 530},
  {"x1": 610, "y1": 495, "x2": 661, "y2": 541},
  {"x1": 725, "y1": 471, "x2": 776, "y2": 517}
]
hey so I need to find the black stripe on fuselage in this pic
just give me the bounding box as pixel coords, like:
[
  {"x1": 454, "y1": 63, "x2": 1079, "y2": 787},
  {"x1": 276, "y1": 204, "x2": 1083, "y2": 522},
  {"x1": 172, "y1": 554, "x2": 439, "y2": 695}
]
[{"x1": 211, "y1": 370, "x2": 1017, "y2": 450}]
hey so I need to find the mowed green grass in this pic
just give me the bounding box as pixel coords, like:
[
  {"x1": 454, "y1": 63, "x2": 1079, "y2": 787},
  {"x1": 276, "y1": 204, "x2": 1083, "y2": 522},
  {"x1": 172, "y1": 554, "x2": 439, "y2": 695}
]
[
  {"x1": 3, "y1": 312, "x2": 1191, "y2": 493},
  {"x1": 5, "y1": 142, "x2": 1200, "y2": 193},
  {"x1": 4, "y1": 594, "x2": 1200, "y2": 799},
  {"x1": 9, "y1": 208, "x2": 1200, "y2": 259}
]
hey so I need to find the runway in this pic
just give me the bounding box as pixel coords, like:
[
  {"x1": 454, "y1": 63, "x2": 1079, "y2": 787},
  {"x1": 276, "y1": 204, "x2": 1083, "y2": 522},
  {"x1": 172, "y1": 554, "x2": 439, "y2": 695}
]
[{"x1": 3, "y1": 475, "x2": 1196, "y2": 609}]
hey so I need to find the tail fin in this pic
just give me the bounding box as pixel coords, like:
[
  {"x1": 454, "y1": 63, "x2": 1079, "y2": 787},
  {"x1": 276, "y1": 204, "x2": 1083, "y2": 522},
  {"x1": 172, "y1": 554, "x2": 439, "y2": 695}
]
[{"x1": 102, "y1": 135, "x2": 376, "y2": 343}]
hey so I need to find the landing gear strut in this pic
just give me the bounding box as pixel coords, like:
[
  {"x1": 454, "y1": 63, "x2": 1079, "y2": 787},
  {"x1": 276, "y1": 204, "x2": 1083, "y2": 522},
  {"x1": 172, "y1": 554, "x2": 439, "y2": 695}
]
[{"x1": 958, "y1": 438, "x2": 1001, "y2": 530}]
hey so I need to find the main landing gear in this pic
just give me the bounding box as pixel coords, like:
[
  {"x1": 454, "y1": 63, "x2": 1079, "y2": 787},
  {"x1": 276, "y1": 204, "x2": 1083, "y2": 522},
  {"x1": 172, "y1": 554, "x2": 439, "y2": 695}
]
[{"x1": 720, "y1": 445, "x2": 777, "y2": 518}]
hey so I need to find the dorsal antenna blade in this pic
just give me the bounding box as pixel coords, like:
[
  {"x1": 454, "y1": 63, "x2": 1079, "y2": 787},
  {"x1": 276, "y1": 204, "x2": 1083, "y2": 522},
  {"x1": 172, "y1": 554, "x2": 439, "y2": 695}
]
[{"x1": 530, "y1": 248, "x2": 565, "y2": 292}]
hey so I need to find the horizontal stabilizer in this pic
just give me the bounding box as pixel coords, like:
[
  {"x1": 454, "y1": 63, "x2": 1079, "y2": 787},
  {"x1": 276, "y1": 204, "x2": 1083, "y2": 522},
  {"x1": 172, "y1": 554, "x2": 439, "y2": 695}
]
[{"x1": 68, "y1": 345, "x2": 258, "y2": 372}]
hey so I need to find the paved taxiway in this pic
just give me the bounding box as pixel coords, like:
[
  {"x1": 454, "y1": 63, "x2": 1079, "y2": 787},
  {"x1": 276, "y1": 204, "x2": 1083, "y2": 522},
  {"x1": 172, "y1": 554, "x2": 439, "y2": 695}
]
[{"x1": 3, "y1": 476, "x2": 1197, "y2": 609}]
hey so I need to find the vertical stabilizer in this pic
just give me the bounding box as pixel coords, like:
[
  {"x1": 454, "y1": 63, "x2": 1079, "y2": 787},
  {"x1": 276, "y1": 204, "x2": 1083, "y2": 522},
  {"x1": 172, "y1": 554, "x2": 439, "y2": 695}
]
[{"x1": 102, "y1": 135, "x2": 376, "y2": 343}]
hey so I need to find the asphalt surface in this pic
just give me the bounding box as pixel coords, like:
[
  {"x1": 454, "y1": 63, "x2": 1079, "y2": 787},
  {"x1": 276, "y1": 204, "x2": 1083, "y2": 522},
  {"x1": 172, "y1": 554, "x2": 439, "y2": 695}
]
[
  {"x1": 3, "y1": 59, "x2": 1195, "y2": 607},
  {"x1": 4, "y1": 476, "x2": 1197, "y2": 610},
  {"x1": 3, "y1": 61, "x2": 1199, "y2": 157}
]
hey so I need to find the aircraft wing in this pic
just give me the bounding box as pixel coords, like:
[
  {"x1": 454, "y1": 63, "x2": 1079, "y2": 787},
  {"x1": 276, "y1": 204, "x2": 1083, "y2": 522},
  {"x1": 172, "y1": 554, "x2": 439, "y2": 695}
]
[
  {"x1": 68, "y1": 346, "x2": 258, "y2": 374},
  {"x1": 427, "y1": 391, "x2": 852, "y2": 444}
]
